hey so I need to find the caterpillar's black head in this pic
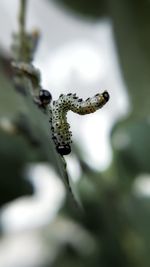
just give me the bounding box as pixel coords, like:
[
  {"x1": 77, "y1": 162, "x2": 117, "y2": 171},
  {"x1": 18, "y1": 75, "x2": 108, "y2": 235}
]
[
  {"x1": 102, "y1": 91, "x2": 110, "y2": 102},
  {"x1": 56, "y1": 144, "x2": 71, "y2": 155},
  {"x1": 39, "y1": 89, "x2": 52, "y2": 105}
]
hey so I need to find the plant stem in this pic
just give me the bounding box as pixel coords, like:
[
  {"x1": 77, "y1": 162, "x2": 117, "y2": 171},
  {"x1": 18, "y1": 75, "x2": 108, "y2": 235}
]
[
  {"x1": 19, "y1": 0, "x2": 27, "y2": 33},
  {"x1": 19, "y1": 0, "x2": 28, "y2": 61}
]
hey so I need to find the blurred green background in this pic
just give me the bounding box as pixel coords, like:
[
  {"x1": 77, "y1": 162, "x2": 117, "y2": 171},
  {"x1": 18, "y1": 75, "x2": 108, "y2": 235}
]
[{"x1": 0, "y1": 0, "x2": 150, "y2": 267}]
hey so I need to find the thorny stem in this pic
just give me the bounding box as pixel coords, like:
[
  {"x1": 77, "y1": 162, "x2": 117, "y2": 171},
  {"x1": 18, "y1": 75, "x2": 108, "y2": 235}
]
[
  {"x1": 19, "y1": 0, "x2": 28, "y2": 61},
  {"x1": 19, "y1": 0, "x2": 27, "y2": 33},
  {"x1": 13, "y1": 0, "x2": 41, "y2": 96}
]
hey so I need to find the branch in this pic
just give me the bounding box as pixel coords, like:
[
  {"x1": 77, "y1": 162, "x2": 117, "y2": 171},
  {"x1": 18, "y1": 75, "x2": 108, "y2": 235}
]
[{"x1": 18, "y1": 0, "x2": 28, "y2": 62}]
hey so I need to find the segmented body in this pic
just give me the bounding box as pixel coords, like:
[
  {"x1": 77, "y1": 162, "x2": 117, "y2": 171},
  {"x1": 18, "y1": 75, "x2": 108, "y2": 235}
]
[{"x1": 50, "y1": 91, "x2": 109, "y2": 155}]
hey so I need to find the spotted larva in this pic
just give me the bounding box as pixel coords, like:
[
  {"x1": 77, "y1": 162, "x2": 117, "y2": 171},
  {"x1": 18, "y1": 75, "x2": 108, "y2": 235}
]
[{"x1": 49, "y1": 91, "x2": 110, "y2": 155}]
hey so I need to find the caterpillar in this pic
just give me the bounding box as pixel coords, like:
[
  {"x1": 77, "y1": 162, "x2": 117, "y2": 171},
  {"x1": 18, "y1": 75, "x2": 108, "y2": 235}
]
[{"x1": 48, "y1": 91, "x2": 110, "y2": 155}]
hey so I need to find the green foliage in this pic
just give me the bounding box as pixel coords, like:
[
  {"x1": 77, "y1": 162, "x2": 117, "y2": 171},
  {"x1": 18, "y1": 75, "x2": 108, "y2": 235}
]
[
  {"x1": 0, "y1": 0, "x2": 80, "y2": 208},
  {"x1": 0, "y1": 63, "x2": 79, "y2": 206},
  {"x1": 0, "y1": 1, "x2": 150, "y2": 266},
  {"x1": 52, "y1": 0, "x2": 107, "y2": 18},
  {"x1": 107, "y1": 0, "x2": 150, "y2": 119}
]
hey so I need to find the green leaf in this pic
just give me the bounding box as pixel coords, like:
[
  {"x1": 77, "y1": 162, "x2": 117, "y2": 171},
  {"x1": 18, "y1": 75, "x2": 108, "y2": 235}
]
[
  {"x1": 111, "y1": 118, "x2": 150, "y2": 188},
  {"x1": 107, "y1": 0, "x2": 150, "y2": 118},
  {"x1": 51, "y1": 0, "x2": 107, "y2": 18},
  {"x1": 0, "y1": 66, "x2": 81, "y2": 207}
]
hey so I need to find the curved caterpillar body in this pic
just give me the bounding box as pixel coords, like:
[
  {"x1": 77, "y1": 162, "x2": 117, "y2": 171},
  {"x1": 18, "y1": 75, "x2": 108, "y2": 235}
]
[{"x1": 50, "y1": 91, "x2": 110, "y2": 155}]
